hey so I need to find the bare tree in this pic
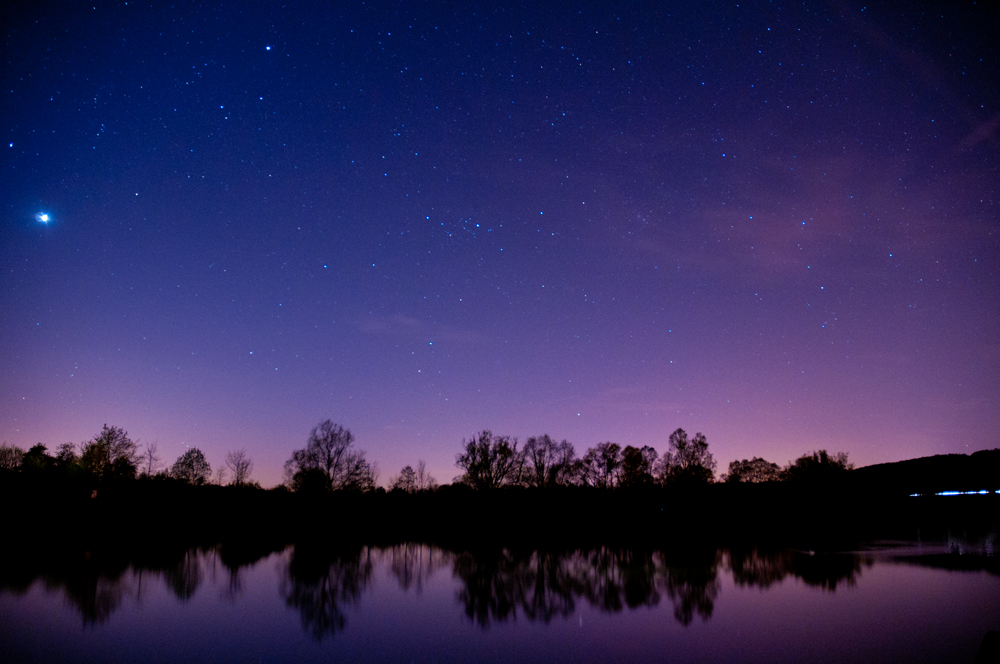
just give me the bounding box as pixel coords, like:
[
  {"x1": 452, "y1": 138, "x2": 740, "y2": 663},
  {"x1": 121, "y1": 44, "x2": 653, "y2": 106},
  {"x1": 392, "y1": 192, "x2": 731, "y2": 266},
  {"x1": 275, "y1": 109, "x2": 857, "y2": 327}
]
[
  {"x1": 0, "y1": 443, "x2": 25, "y2": 470},
  {"x1": 416, "y1": 460, "x2": 437, "y2": 491},
  {"x1": 390, "y1": 465, "x2": 417, "y2": 492},
  {"x1": 284, "y1": 420, "x2": 376, "y2": 492},
  {"x1": 523, "y1": 435, "x2": 577, "y2": 488},
  {"x1": 455, "y1": 430, "x2": 524, "y2": 490},
  {"x1": 225, "y1": 449, "x2": 254, "y2": 486},
  {"x1": 580, "y1": 442, "x2": 623, "y2": 488},
  {"x1": 140, "y1": 442, "x2": 162, "y2": 477}
]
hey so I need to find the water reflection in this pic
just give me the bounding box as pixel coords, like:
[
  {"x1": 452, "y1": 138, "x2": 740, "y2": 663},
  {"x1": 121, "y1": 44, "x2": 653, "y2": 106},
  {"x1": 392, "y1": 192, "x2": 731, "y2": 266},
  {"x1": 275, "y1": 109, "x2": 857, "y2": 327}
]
[
  {"x1": 56, "y1": 557, "x2": 133, "y2": 625},
  {"x1": 728, "y1": 548, "x2": 867, "y2": 592},
  {"x1": 451, "y1": 547, "x2": 722, "y2": 627},
  {"x1": 388, "y1": 542, "x2": 450, "y2": 594},
  {"x1": 658, "y1": 548, "x2": 721, "y2": 625},
  {"x1": 0, "y1": 540, "x2": 991, "y2": 635},
  {"x1": 164, "y1": 549, "x2": 202, "y2": 601},
  {"x1": 0, "y1": 543, "x2": 281, "y2": 626},
  {"x1": 280, "y1": 544, "x2": 373, "y2": 640}
]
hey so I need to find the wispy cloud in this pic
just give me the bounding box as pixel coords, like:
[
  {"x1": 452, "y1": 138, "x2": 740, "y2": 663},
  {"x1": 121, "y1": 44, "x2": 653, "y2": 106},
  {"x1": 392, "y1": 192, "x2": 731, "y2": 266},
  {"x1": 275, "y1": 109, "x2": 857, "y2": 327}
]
[{"x1": 357, "y1": 314, "x2": 485, "y2": 345}]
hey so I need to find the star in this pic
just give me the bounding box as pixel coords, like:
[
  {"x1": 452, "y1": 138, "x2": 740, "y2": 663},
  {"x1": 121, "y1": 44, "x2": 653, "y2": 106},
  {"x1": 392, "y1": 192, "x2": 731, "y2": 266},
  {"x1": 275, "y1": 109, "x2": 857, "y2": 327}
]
[{"x1": 35, "y1": 212, "x2": 50, "y2": 223}]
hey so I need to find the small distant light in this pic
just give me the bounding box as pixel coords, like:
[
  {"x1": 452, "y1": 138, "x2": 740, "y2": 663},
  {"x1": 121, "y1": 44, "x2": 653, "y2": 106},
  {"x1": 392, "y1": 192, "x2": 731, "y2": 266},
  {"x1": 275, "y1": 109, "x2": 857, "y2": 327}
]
[
  {"x1": 36, "y1": 213, "x2": 50, "y2": 223},
  {"x1": 266, "y1": 45, "x2": 272, "y2": 50}
]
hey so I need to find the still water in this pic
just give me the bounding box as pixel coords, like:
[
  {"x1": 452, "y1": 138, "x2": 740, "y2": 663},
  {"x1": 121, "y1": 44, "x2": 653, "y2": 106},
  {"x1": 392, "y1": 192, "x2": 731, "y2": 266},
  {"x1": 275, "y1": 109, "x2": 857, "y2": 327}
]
[{"x1": 1, "y1": 541, "x2": 997, "y2": 663}]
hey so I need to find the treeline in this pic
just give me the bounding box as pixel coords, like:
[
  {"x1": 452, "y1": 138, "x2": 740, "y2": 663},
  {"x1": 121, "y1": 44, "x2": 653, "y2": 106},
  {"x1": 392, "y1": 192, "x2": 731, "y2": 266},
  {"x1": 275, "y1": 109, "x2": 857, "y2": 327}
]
[
  {"x1": 282, "y1": 419, "x2": 854, "y2": 495},
  {"x1": 9, "y1": 419, "x2": 998, "y2": 502},
  {"x1": 0, "y1": 424, "x2": 257, "y2": 488}
]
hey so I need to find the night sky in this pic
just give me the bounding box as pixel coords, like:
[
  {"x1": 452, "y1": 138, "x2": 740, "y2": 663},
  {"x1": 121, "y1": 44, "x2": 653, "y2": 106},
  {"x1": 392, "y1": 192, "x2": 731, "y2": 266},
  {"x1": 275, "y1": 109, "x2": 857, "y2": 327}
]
[{"x1": 3, "y1": 1, "x2": 997, "y2": 487}]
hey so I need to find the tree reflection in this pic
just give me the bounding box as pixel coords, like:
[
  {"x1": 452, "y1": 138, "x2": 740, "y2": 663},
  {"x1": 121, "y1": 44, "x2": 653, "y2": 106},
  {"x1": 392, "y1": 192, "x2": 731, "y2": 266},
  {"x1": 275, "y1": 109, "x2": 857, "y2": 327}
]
[
  {"x1": 164, "y1": 549, "x2": 202, "y2": 600},
  {"x1": 281, "y1": 544, "x2": 373, "y2": 640},
  {"x1": 575, "y1": 548, "x2": 660, "y2": 613},
  {"x1": 522, "y1": 550, "x2": 584, "y2": 623},
  {"x1": 727, "y1": 548, "x2": 866, "y2": 592},
  {"x1": 793, "y1": 552, "x2": 866, "y2": 591},
  {"x1": 453, "y1": 549, "x2": 531, "y2": 625},
  {"x1": 387, "y1": 542, "x2": 450, "y2": 594},
  {"x1": 655, "y1": 548, "x2": 720, "y2": 625},
  {"x1": 452, "y1": 547, "x2": 721, "y2": 627},
  {"x1": 728, "y1": 548, "x2": 796, "y2": 589},
  {"x1": 447, "y1": 546, "x2": 870, "y2": 628},
  {"x1": 54, "y1": 556, "x2": 133, "y2": 625},
  {"x1": 0, "y1": 543, "x2": 280, "y2": 625}
]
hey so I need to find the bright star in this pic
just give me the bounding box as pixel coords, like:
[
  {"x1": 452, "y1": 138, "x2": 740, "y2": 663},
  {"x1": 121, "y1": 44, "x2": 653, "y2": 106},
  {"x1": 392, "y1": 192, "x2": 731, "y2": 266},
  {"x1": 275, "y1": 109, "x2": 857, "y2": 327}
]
[{"x1": 36, "y1": 212, "x2": 50, "y2": 223}]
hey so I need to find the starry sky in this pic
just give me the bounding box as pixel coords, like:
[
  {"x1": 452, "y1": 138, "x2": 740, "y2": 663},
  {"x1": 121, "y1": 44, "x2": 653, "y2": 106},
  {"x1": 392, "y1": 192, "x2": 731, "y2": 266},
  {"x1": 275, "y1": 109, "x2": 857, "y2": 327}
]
[{"x1": 3, "y1": 1, "x2": 997, "y2": 487}]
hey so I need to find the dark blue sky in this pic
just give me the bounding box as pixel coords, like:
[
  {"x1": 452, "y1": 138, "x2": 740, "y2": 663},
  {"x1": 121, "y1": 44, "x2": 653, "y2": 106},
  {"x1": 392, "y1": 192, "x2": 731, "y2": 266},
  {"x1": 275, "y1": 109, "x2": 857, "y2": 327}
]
[{"x1": 3, "y1": 1, "x2": 997, "y2": 486}]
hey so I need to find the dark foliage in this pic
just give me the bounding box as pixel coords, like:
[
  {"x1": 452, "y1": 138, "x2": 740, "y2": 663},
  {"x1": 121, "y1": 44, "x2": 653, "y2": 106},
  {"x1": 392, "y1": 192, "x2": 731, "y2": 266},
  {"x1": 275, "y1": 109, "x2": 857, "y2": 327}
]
[
  {"x1": 725, "y1": 457, "x2": 782, "y2": 483},
  {"x1": 171, "y1": 448, "x2": 212, "y2": 485},
  {"x1": 781, "y1": 450, "x2": 853, "y2": 483},
  {"x1": 284, "y1": 420, "x2": 375, "y2": 493},
  {"x1": 81, "y1": 425, "x2": 140, "y2": 481},
  {"x1": 658, "y1": 429, "x2": 716, "y2": 486},
  {"x1": 455, "y1": 430, "x2": 524, "y2": 490}
]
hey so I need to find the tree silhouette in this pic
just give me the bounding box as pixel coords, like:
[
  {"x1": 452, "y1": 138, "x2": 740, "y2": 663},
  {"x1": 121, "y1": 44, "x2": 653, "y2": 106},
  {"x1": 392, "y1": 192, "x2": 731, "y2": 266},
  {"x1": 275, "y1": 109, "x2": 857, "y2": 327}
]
[
  {"x1": 171, "y1": 448, "x2": 212, "y2": 485},
  {"x1": 284, "y1": 420, "x2": 375, "y2": 492},
  {"x1": 54, "y1": 443, "x2": 79, "y2": 469},
  {"x1": 782, "y1": 450, "x2": 853, "y2": 483},
  {"x1": 390, "y1": 465, "x2": 417, "y2": 492},
  {"x1": 21, "y1": 444, "x2": 54, "y2": 473},
  {"x1": 724, "y1": 457, "x2": 781, "y2": 483},
  {"x1": 580, "y1": 442, "x2": 623, "y2": 488},
  {"x1": 523, "y1": 435, "x2": 577, "y2": 488},
  {"x1": 224, "y1": 449, "x2": 254, "y2": 486},
  {"x1": 621, "y1": 445, "x2": 658, "y2": 487},
  {"x1": 0, "y1": 443, "x2": 25, "y2": 470},
  {"x1": 455, "y1": 430, "x2": 524, "y2": 490},
  {"x1": 140, "y1": 442, "x2": 162, "y2": 477},
  {"x1": 415, "y1": 459, "x2": 437, "y2": 491},
  {"x1": 657, "y1": 429, "x2": 716, "y2": 485},
  {"x1": 81, "y1": 425, "x2": 139, "y2": 481}
]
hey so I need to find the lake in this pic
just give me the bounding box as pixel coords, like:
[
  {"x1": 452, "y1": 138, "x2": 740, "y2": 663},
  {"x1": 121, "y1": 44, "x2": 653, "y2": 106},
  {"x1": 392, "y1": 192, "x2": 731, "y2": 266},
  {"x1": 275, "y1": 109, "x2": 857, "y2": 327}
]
[{"x1": 1, "y1": 539, "x2": 998, "y2": 663}]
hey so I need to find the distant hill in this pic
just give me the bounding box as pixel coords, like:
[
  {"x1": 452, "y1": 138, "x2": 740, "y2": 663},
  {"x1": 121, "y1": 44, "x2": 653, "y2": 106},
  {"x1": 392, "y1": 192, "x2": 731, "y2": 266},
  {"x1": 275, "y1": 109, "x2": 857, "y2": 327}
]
[{"x1": 850, "y1": 449, "x2": 1000, "y2": 495}]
